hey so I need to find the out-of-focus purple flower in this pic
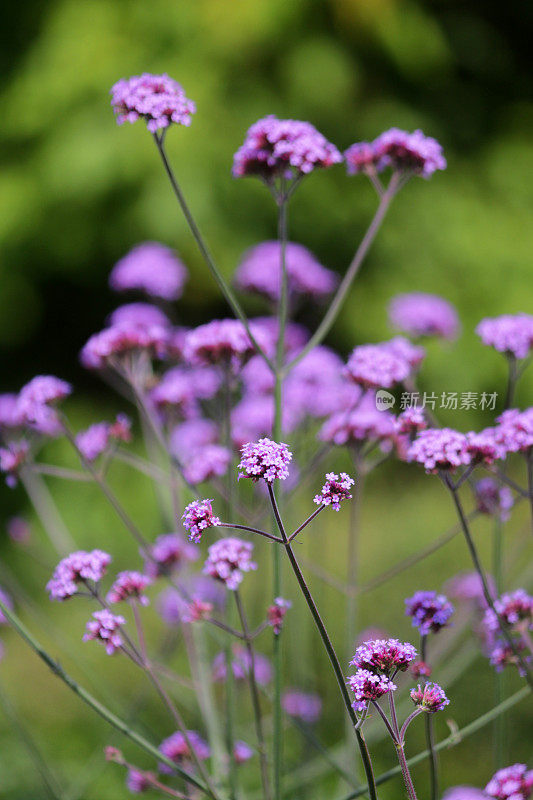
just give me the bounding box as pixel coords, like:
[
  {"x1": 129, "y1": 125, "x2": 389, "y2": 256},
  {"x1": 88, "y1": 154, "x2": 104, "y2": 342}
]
[
  {"x1": 238, "y1": 438, "x2": 292, "y2": 483},
  {"x1": 17, "y1": 375, "x2": 72, "y2": 434},
  {"x1": 395, "y1": 407, "x2": 427, "y2": 436},
  {"x1": 350, "y1": 639, "x2": 417, "y2": 676},
  {"x1": 47, "y1": 550, "x2": 111, "y2": 600},
  {"x1": 387, "y1": 336, "x2": 426, "y2": 368},
  {"x1": 344, "y1": 339, "x2": 418, "y2": 389},
  {"x1": 267, "y1": 597, "x2": 291, "y2": 634},
  {"x1": 320, "y1": 391, "x2": 396, "y2": 446},
  {"x1": 405, "y1": 590, "x2": 454, "y2": 635},
  {"x1": 493, "y1": 409, "x2": 533, "y2": 455},
  {"x1": 145, "y1": 533, "x2": 198, "y2": 580},
  {"x1": 111, "y1": 74, "x2": 195, "y2": 133},
  {"x1": 0, "y1": 441, "x2": 30, "y2": 487},
  {"x1": 476, "y1": 314, "x2": 533, "y2": 360},
  {"x1": 375, "y1": 128, "x2": 446, "y2": 177},
  {"x1": 213, "y1": 645, "x2": 272, "y2": 685},
  {"x1": 182, "y1": 599, "x2": 213, "y2": 623},
  {"x1": 0, "y1": 394, "x2": 24, "y2": 429},
  {"x1": 0, "y1": 587, "x2": 13, "y2": 624},
  {"x1": 314, "y1": 472, "x2": 354, "y2": 511},
  {"x1": 474, "y1": 478, "x2": 514, "y2": 522},
  {"x1": 203, "y1": 538, "x2": 257, "y2": 590},
  {"x1": 169, "y1": 419, "x2": 219, "y2": 460},
  {"x1": 442, "y1": 787, "x2": 487, "y2": 800},
  {"x1": 483, "y1": 589, "x2": 533, "y2": 634},
  {"x1": 159, "y1": 730, "x2": 210, "y2": 773},
  {"x1": 80, "y1": 324, "x2": 169, "y2": 370},
  {"x1": 233, "y1": 115, "x2": 342, "y2": 181},
  {"x1": 286, "y1": 347, "x2": 360, "y2": 419},
  {"x1": 126, "y1": 768, "x2": 152, "y2": 793},
  {"x1": 407, "y1": 428, "x2": 471, "y2": 473},
  {"x1": 76, "y1": 422, "x2": 110, "y2": 461},
  {"x1": 485, "y1": 763, "x2": 533, "y2": 800},
  {"x1": 347, "y1": 669, "x2": 397, "y2": 711},
  {"x1": 388, "y1": 293, "x2": 460, "y2": 339},
  {"x1": 445, "y1": 571, "x2": 496, "y2": 607},
  {"x1": 109, "y1": 303, "x2": 171, "y2": 330},
  {"x1": 282, "y1": 690, "x2": 322, "y2": 724},
  {"x1": 488, "y1": 639, "x2": 530, "y2": 676},
  {"x1": 466, "y1": 430, "x2": 503, "y2": 465},
  {"x1": 235, "y1": 241, "x2": 337, "y2": 302},
  {"x1": 83, "y1": 609, "x2": 125, "y2": 655},
  {"x1": 248, "y1": 317, "x2": 310, "y2": 357},
  {"x1": 109, "y1": 242, "x2": 188, "y2": 301},
  {"x1": 231, "y1": 396, "x2": 303, "y2": 448},
  {"x1": 183, "y1": 445, "x2": 232, "y2": 486},
  {"x1": 410, "y1": 682, "x2": 449, "y2": 712},
  {"x1": 149, "y1": 371, "x2": 197, "y2": 419},
  {"x1": 182, "y1": 499, "x2": 221, "y2": 543},
  {"x1": 410, "y1": 660, "x2": 432, "y2": 679},
  {"x1": 6, "y1": 516, "x2": 31, "y2": 543},
  {"x1": 344, "y1": 142, "x2": 378, "y2": 175},
  {"x1": 107, "y1": 571, "x2": 152, "y2": 606},
  {"x1": 184, "y1": 319, "x2": 268, "y2": 370},
  {"x1": 157, "y1": 576, "x2": 226, "y2": 626},
  {"x1": 233, "y1": 741, "x2": 254, "y2": 764}
]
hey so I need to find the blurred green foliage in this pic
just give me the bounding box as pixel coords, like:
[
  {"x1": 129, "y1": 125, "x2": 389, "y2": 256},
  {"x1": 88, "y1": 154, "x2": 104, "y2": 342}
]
[{"x1": 1, "y1": 1, "x2": 532, "y2": 798}]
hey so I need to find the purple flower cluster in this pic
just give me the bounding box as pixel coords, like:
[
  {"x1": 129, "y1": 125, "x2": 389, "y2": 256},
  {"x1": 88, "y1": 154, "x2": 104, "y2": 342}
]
[
  {"x1": 347, "y1": 670, "x2": 397, "y2": 712},
  {"x1": 320, "y1": 391, "x2": 396, "y2": 446},
  {"x1": 233, "y1": 115, "x2": 342, "y2": 180},
  {"x1": 213, "y1": 645, "x2": 272, "y2": 685},
  {"x1": 110, "y1": 74, "x2": 195, "y2": 132},
  {"x1": 109, "y1": 302, "x2": 170, "y2": 330},
  {"x1": 109, "y1": 242, "x2": 188, "y2": 301},
  {"x1": 238, "y1": 438, "x2": 292, "y2": 483},
  {"x1": 233, "y1": 741, "x2": 254, "y2": 764},
  {"x1": 76, "y1": 414, "x2": 131, "y2": 461},
  {"x1": 493, "y1": 409, "x2": 533, "y2": 455},
  {"x1": 476, "y1": 313, "x2": 533, "y2": 360},
  {"x1": 203, "y1": 538, "x2": 257, "y2": 590},
  {"x1": 483, "y1": 589, "x2": 533, "y2": 634},
  {"x1": 395, "y1": 407, "x2": 427, "y2": 436},
  {"x1": 267, "y1": 597, "x2": 291, "y2": 635},
  {"x1": 474, "y1": 478, "x2": 514, "y2": 522},
  {"x1": 107, "y1": 571, "x2": 152, "y2": 606},
  {"x1": 405, "y1": 590, "x2": 454, "y2": 635},
  {"x1": 314, "y1": 472, "x2": 355, "y2": 511},
  {"x1": 126, "y1": 769, "x2": 151, "y2": 793},
  {"x1": 388, "y1": 293, "x2": 460, "y2": 339},
  {"x1": 47, "y1": 550, "x2": 111, "y2": 600},
  {"x1": 410, "y1": 682, "x2": 449, "y2": 712},
  {"x1": 234, "y1": 241, "x2": 337, "y2": 302},
  {"x1": 83, "y1": 609, "x2": 125, "y2": 655},
  {"x1": 350, "y1": 639, "x2": 418, "y2": 676},
  {"x1": 345, "y1": 128, "x2": 446, "y2": 178},
  {"x1": 80, "y1": 323, "x2": 169, "y2": 370},
  {"x1": 184, "y1": 319, "x2": 266, "y2": 370},
  {"x1": 282, "y1": 690, "x2": 322, "y2": 724},
  {"x1": 485, "y1": 764, "x2": 533, "y2": 800},
  {"x1": 159, "y1": 730, "x2": 210, "y2": 773},
  {"x1": 145, "y1": 533, "x2": 198, "y2": 580},
  {"x1": 182, "y1": 499, "x2": 221, "y2": 543},
  {"x1": 345, "y1": 338, "x2": 423, "y2": 389},
  {"x1": 406, "y1": 427, "x2": 471, "y2": 472},
  {"x1": 17, "y1": 375, "x2": 72, "y2": 434},
  {"x1": 183, "y1": 445, "x2": 232, "y2": 486}
]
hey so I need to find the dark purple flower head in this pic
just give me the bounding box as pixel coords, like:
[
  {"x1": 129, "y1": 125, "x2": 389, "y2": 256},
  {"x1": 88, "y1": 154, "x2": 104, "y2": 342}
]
[
  {"x1": 145, "y1": 533, "x2": 198, "y2": 580},
  {"x1": 159, "y1": 730, "x2": 210, "y2": 773},
  {"x1": 184, "y1": 319, "x2": 268, "y2": 370},
  {"x1": 405, "y1": 590, "x2": 454, "y2": 635},
  {"x1": 111, "y1": 74, "x2": 195, "y2": 132},
  {"x1": 80, "y1": 324, "x2": 169, "y2": 370},
  {"x1": 126, "y1": 768, "x2": 152, "y2": 793},
  {"x1": 234, "y1": 241, "x2": 337, "y2": 302},
  {"x1": 485, "y1": 764, "x2": 533, "y2": 800},
  {"x1": 282, "y1": 690, "x2": 322, "y2": 724},
  {"x1": 213, "y1": 644, "x2": 272, "y2": 685},
  {"x1": 0, "y1": 441, "x2": 30, "y2": 487},
  {"x1": 267, "y1": 597, "x2": 291, "y2": 634},
  {"x1": 476, "y1": 314, "x2": 533, "y2": 360},
  {"x1": 83, "y1": 609, "x2": 125, "y2": 655},
  {"x1": 233, "y1": 741, "x2": 254, "y2": 764},
  {"x1": 182, "y1": 499, "x2": 221, "y2": 543},
  {"x1": 109, "y1": 303, "x2": 171, "y2": 330},
  {"x1": 109, "y1": 242, "x2": 188, "y2": 301},
  {"x1": 350, "y1": 639, "x2": 417, "y2": 676},
  {"x1": 407, "y1": 428, "x2": 471, "y2": 473},
  {"x1": 183, "y1": 445, "x2": 231, "y2": 486},
  {"x1": 238, "y1": 438, "x2": 292, "y2": 483},
  {"x1": 474, "y1": 478, "x2": 514, "y2": 522},
  {"x1": 203, "y1": 538, "x2": 257, "y2": 590},
  {"x1": 314, "y1": 472, "x2": 355, "y2": 511},
  {"x1": 107, "y1": 571, "x2": 152, "y2": 606},
  {"x1": 320, "y1": 391, "x2": 395, "y2": 446},
  {"x1": 347, "y1": 669, "x2": 397, "y2": 711},
  {"x1": 466, "y1": 430, "x2": 503, "y2": 465},
  {"x1": 344, "y1": 340, "x2": 417, "y2": 389},
  {"x1": 344, "y1": 142, "x2": 379, "y2": 175},
  {"x1": 410, "y1": 682, "x2": 449, "y2": 712},
  {"x1": 493, "y1": 408, "x2": 533, "y2": 455},
  {"x1": 388, "y1": 293, "x2": 460, "y2": 339},
  {"x1": 233, "y1": 115, "x2": 342, "y2": 181},
  {"x1": 47, "y1": 550, "x2": 111, "y2": 600},
  {"x1": 374, "y1": 128, "x2": 446, "y2": 177}
]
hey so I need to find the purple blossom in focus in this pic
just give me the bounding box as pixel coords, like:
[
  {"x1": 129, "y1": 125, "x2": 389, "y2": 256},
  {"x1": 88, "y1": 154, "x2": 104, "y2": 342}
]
[
  {"x1": 410, "y1": 682, "x2": 449, "y2": 712},
  {"x1": 83, "y1": 609, "x2": 125, "y2": 655},
  {"x1": 476, "y1": 314, "x2": 533, "y2": 360},
  {"x1": 145, "y1": 533, "x2": 198, "y2": 579},
  {"x1": 107, "y1": 571, "x2": 152, "y2": 606},
  {"x1": 203, "y1": 538, "x2": 257, "y2": 590},
  {"x1": 47, "y1": 550, "x2": 111, "y2": 600},
  {"x1": 109, "y1": 242, "x2": 188, "y2": 301},
  {"x1": 238, "y1": 438, "x2": 292, "y2": 483},
  {"x1": 406, "y1": 428, "x2": 471, "y2": 472},
  {"x1": 314, "y1": 472, "x2": 354, "y2": 511},
  {"x1": 405, "y1": 590, "x2": 454, "y2": 635},
  {"x1": 182, "y1": 499, "x2": 221, "y2": 543},
  {"x1": 159, "y1": 730, "x2": 210, "y2": 773},
  {"x1": 474, "y1": 478, "x2": 514, "y2": 522},
  {"x1": 350, "y1": 639, "x2": 417, "y2": 676},
  {"x1": 282, "y1": 690, "x2": 322, "y2": 724},
  {"x1": 388, "y1": 293, "x2": 460, "y2": 339},
  {"x1": 110, "y1": 74, "x2": 195, "y2": 133},
  {"x1": 485, "y1": 764, "x2": 533, "y2": 800},
  {"x1": 347, "y1": 669, "x2": 397, "y2": 711}
]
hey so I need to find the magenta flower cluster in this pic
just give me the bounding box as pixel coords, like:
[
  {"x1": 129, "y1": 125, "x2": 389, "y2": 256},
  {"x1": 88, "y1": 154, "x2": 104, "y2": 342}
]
[
  {"x1": 314, "y1": 472, "x2": 355, "y2": 511},
  {"x1": 410, "y1": 682, "x2": 449, "y2": 712},
  {"x1": 406, "y1": 428, "x2": 471, "y2": 472},
  {"x1": 282, "y1": 690, "x2": 322, "y2": 724},
  {"x1": 182, "y1": 499, "x2": 221, "y2": 543},
  {"x1": 350, "y1": 638, "x2": 418, "y2": 676},
  {"x1": 159, "y1": 730, "x2": 210, "y2": 773},
  {"x1": 83, "y1": 609, "x2": 125, "y2": 655},
  {"x1": 203, "y1": 538, "x2": 257, "y2": 590},
  {"x1": 345, "y1": 128, "x2": 446, "y2": 178},
  {"x1": 109, "y1": 242, "x2": 188, "y2": 301},
  {"x1": 344, "y1": 338, "x2": 423, "y2": 389},
  {"x1": 238, "y1": 438, "x2": 292, "y2": 483},
  {"x1": 110, "y1": 74, "x2": 196, "y2": 132},
  {"x1": 347, "y1": 669, "x2": 397, "y2": 712},
  {"x1": 47, "y1": 550, "x2": 112, "y2": 600},
  {"x1": 476, "y1": 313, "x2": 533, "y2": 360},
  {"x1": 405, "y1": 590, "x2": 454, "y2": 635},
  {"x1": 485, "y1": 764, "x2": 533, "y2": 800},
  {"x1": 388, "y1": 292, "x2": 460, "y2": 339},
  {"x1": 107, "y1": 571, "x2": 152, "y2": 606},
  {"x1": 267, "y1": 597, "x2": 291, "y2": 635},
  {"x1": 145, "y1": 533, "x2": 198, "y2": 579}
]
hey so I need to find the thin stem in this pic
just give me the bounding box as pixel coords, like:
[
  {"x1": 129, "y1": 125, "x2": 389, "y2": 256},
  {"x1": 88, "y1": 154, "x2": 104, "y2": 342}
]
[
  {"x1": 527, "y1": 451, "x2": 533, "y2": 537},
  {"x1": 399, "y1": 708, "x2": 424, "y2": 744},
  {"x1": 395, "y1": 742, "x2": 418, "y2": 800},
  {"x1": 18, "y1": 467, "x2": 75, "y2": 555},
  {"x1": 283, "y1": 175, "x2": 399, "y2": 376},
  {"x1": 153, "y1": 134, "x2": 273, "y2": 370},
  {"x1": 30, "y1": 464, "x2": 93, "y2": 482},
  {"x1": 288, "y1": 505, "x2": 325, "y2": 542},
  {"x1": 504, "y1": 355, "x2": 518, "y2": 408},
  {"x1": 492, "y1": 514, "x2": 505, "y2": 768},
  {"x1": 488, "y1": 467, "x2": 528, "y2": 498},
  {"x1": 420, "y1": 635, "x2": 438, "y2": 800},
  {"x1": 371, "y1": 700, "x2": 397, "y2": 743},
  {"x1": 218, "y1": 522, "x2": 283, "y2": 543},
  {"x1": 234, "y1": 591, "x2": 272, "y2": 800},
  {"x1": 267, "y1": 484, "x2": 378, "y2": 800}
]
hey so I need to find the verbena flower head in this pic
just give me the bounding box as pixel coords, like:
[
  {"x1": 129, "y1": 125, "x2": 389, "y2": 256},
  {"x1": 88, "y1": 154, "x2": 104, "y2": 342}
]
[
  {"x1": 107, "y1": 571, "x2": 152, "y2": 606},
  {"x1": 213, "y1": 644, "x2": 272, "y2": 685},
  {"x1": 282, "y1": 690, "x2": 322, "y2": 724},
  {"x1": 374, "y1": 128, "x2": 446, "y2": 177},
  {"x1": 388, "y1": 292, "x2": 460, "y2": 339},
  {"x1": 76, "y1": 415, "x2": 131, "y2": 462},
  {"x1": 483, "y1": 589, "x2": 533, "y2": 633},
  {"x1": 0, "y1": 393, "x2": 24, "y2": 429},
  {"x1": 233, "y1": 741, "x2": 254, "y2": 765},
  {"x1": 126, "y1": 768, "x2": 152, "y2": 793},
  {"x1": 476, "y1": 314, "x2": 533, "y2": 360},
  {"x1": 170, "y1": 419, "x2": 219, "y2": 459},
  {"x1": 350, "y1": 639, "x2": 417, "y2": 676},
  {"x1": 320, "y1": 392, "x2": 395, "y2": 446},
  {"x1": 442, "y1": 788, "x2": 487, "y2": 800},
  {"x1": 238, "y1": 438, "x2": 292, "y2": 483},
  {"x1": 233, "y1": 115, "x2": 342, "y2": 181},
  {"x1": 474, "y1": 478, "x2": 514, "y2": 522},
  {"x1": 203, "y1": 538, "x2": 257, "y2": 590},
  {"x1": 286, "y1": 347, "x2": 359, "y2": 418},
  {"x1": 182, "y1": 499, "x2": 221, "y2": 543},
  {"x1": 410, "y1": 660, "x2": 432, "y2": 679},
  {"x1": 395, "y1": 407, "x2": 427, "y2": 436},
  {"x1": 0, "y1": 441, "x2": 30, "y2": 487},
  {"x1": 485, "y1": 764, "x2": 533, "y2": 800},
  {"x1": 110, "y1": 74, "x2": 195, "y2": 132},
  {"x1": 493, "y1": 408, "x2": 533, "y2": 455},
  {"x1": 406, "y1": 428, "x2": 471, "y2": 472},
  {"x1": 466, "y1": 430, "x2": 503, "y2": 465},
  {"x1": 109, "y1": 302, "x2": 171, "y2": 330},
  {"x1": 267, "y1": 597, "x2": 291, "y2": 634},
  {"x1": 410, "y1": 682, "x2": 450, "y2": 712},
  {"x1": 183, "y1": 445, "x2": 231, "y2": 486},
  {"x1": 109, "y1": 242, "x2": 188, "y2": 301},
  {"x1": 344, "y1": 142, "x2": 378, "y2": 175},
  {"x1": 17, "y1": 375, "x2": 72, "y2": 434},
  {"x1": 405, "y1": 590, "x2": 454, "y2": 635},
  {"x1": 145, "y1": 533, "x2": 198, "y2": 579},
  {"x1": 314, "y1": 472, "x2": 355, "y2": 510},
  {"x1": 488, "y1": 639, "x2": 530, "y2": 676},
  {"x1": 47, "y1": 550, "x2": 111, "y2": 600},
  {"x1": 80, "y1": 324, "x2": 168, "y2": 370},
  {"x1": 159, "y1": 730, "x2": 210, "y2": 773},
  {"x1": 184, "y1": 319, "x2": 267, "y2": 369},
  {"x1": 344, "y1": 340, "x2": 414, "y2": 389},
  {"x1": 347, "y1": 669, "x2": 397, "y2": 711},
  {"x1": 83, "y1": 609, "x2": 125, "y2": 655},
  {"x1": 234, "y1": 241, "x2": 337, "y2": 302}
]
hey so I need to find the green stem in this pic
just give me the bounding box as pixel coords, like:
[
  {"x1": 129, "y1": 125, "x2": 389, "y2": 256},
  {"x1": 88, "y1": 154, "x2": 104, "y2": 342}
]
[
  {"x1": 420, "y1": 636, "x2": 438, "y2": 800},
  {"x1": 19, "y1": 467, "x2": 75, "y2": 555}
]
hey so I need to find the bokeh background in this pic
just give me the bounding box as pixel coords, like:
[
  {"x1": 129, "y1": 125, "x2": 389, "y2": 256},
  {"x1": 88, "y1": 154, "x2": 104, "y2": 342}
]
[{"x1": 1, "y1": 0, "x2": 532, "y2": 798}]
